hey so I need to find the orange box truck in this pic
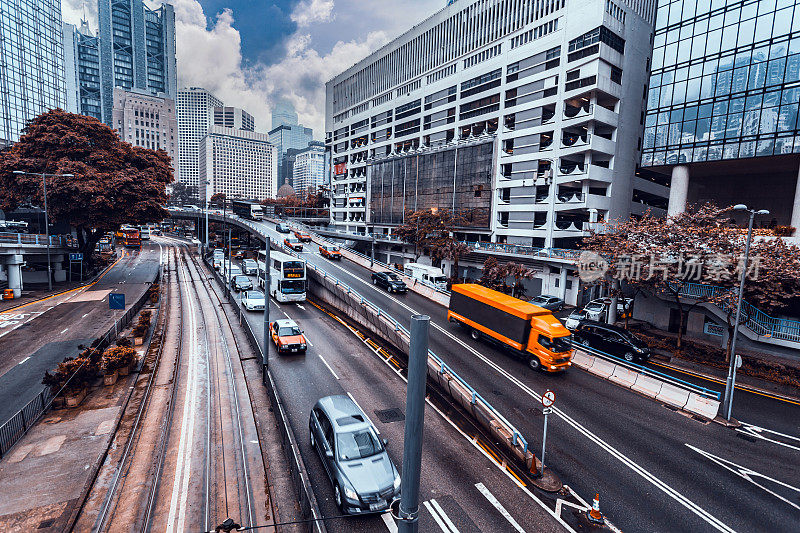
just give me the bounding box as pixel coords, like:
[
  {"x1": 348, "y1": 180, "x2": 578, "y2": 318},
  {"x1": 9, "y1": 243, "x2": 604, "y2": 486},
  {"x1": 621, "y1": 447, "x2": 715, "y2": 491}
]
[{"x1": 447, "y1": 284, "x2": 573, "y2": 372}]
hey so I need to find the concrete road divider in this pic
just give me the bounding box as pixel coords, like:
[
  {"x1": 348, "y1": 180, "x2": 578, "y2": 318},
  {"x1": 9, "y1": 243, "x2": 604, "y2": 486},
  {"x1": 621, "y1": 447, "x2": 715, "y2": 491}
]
[
  {"x1": 589, "y1": 357, "x2": 616, "y2": 379},
  {"x1": 571, "y1": 351, "x2": 594, "y2": 369},
  {"x1": 655, "y1": 383, "x2": 691, "y2": 409},
  {"x1": 684, "y1": 393, "x2": 721, "y2": 419},
  {"x1": 631, "y1": 373, "x2": 664, "y2": 398},
  {"x1": 609, "y1": 366, "x2": 638, "y2": 388}
]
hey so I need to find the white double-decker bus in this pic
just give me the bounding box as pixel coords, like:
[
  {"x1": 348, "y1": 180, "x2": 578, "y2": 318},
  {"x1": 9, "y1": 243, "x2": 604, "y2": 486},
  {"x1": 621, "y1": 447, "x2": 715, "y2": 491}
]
[{"x1": 258, "y1": 250, "x2": 306, "y2": 302}]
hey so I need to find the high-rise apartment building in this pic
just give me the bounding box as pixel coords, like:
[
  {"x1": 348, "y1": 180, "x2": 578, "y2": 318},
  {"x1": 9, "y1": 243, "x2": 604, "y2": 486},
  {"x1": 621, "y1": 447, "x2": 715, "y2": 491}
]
[
  {"x1": 0, "y1": 0, "x2": 68, "y2": 147},
  {"x1": 269, "y1": 100, "x2": 314, "y2": 188},
  {"x1": 97, "y1": 0, "x2": 177, "y2": 124},
  {"x1": 177, "y1": 87, "x2": 224, "y2": 190},
  {"x1": 213, "y1": 106, "x2": 255, "y2": 131},
  {"x1": 199, "y1": 126, "x2": 278, "y2": 201},
  {"x1": 112, "y1": 87, "x2": 179, "y2": 179},
  {"x1": 293, "y1": 141, "x2": 326, "y2": 197},
  {"x1": 326, "y1": 0, "x2": 663, "y2": 249},
  {"x1": 642, "y1": 0, "x2": 800, "y2": 229}
]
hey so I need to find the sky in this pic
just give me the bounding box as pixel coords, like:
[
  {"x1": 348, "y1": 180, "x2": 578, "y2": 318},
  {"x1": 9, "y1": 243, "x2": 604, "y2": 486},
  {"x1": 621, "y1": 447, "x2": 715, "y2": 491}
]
[{"x1": 61, "y1": 0, "x2": 444, "y2": 138}]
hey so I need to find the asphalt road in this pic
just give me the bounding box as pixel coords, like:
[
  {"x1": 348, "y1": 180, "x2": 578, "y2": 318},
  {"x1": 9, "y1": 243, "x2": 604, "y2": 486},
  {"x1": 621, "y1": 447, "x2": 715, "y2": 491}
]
[
  {"x1": 243, "y1": 219, "x2": 800, "y2": 533},
  {"x1": 226, "y1": 262, "x2": 566, "y2": 533},
  {"x1": 0, "y1": 243, "x2": 162, "y2": 423}
]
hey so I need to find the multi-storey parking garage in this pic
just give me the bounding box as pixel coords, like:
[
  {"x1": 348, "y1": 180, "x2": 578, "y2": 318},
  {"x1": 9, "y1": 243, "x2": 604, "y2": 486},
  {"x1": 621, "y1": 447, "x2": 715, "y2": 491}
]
[{"x1": 325, "y1": 0, "x2": 670, "y2": 248}]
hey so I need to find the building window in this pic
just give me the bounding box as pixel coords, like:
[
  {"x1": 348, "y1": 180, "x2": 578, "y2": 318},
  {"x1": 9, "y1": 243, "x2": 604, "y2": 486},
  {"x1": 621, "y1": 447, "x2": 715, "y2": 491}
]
[{"x1": 611, "y1": 66, "x2": 623, "y2": 84}]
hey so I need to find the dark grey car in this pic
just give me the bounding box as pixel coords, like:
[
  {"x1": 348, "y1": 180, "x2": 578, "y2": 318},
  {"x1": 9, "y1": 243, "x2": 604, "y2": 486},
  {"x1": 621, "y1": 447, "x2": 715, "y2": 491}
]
[
  {"x1": 530, "y1": 294, "x2": 565, "y2": 311},
  {"x1": 309, "y1": 395, "x2": 401, "y2": 514}
]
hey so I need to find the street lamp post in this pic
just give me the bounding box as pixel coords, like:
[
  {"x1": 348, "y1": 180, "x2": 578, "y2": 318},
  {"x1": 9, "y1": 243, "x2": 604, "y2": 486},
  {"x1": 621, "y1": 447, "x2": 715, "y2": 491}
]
[
  {"x1": 13, "y1": 171, "x2": 75, "y2": 291},
  {"x1": 204, "y1": 179, "x2": 211, "y2": 252},
  {"x1": 721, "y1": 204, "x2": 769, "y2": 421}
]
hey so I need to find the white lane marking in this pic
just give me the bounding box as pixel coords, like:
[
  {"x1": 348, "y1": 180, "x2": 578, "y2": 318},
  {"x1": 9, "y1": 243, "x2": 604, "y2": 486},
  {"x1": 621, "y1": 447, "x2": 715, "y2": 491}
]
[
  {"x1": 60, "y1": 327, "x2": 69, "y2": 334},
  {"x1": 318, "y1": 354, "x2": 340, "y2": 380},
  {"x1": 304, "y1": 336, "x2": 314, "y2": 347},
  {"x1": 296, "y1": 303, "x2": 306, "y2": 310},
  {"x1": 320, "y1": 253, "x2": 736, "y2": 533},
  {"x1": 737, "y1": 422, "x2": 800, "y2": 452},
  {"x1": 475, "y1": 483, "x2": 526, "y2": 533},
  {"x1": 0, "y1": 331, "x2": 8, "y2": 339},
  {"x1": 382, "y1": 512, "x2": 399, "y2": 533},
  {"x1": 423, "y1": 499, "x2": 460, "y2": 533},
  {"x1": 687, "y1": 443, "x2": 800, "y2": 511},
  {"x1": 346, "y1": 392, "x2": 379, "y2": 432},
  {"x1": 18, "y1": 356, "x2": 30, "y2": 365},
  {"x1": 82, "y1": 313, "x2": 89, "y2": 318}
]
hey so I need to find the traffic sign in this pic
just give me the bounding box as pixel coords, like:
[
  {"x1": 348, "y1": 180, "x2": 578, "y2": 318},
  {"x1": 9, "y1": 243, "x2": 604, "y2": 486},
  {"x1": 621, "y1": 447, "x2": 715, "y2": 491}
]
[
  {"x1": 542, "y1": 389, "x2": 556, "y2": 408},
  {"x1": 109, "y1": 293, "x2": 125, "y2": 310},
  {"x1": 69, "y1": 253, "x2": 83, "y2": 261}
]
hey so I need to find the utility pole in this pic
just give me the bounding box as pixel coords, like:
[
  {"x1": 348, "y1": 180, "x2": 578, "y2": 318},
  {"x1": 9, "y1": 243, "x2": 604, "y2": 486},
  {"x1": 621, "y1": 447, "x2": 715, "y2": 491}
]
[
  {"x1": 227, "y1": 228, "x2": 233, "y2": 295},
  {"x1": 42, "y1": 173, "x2": 52, "y2": 291},
  {"x1": 722, "y1": 205, "x2": 768, "y2": 421},
  {"x1": 371, "y1": 234, "x2": 376, "y2": 267},
  {"x1": 397, "y1": 315, "x2": 429, "y2": 533},
  {"x1": 262, "y1": 237, "x2": 271, "y2": 368}
]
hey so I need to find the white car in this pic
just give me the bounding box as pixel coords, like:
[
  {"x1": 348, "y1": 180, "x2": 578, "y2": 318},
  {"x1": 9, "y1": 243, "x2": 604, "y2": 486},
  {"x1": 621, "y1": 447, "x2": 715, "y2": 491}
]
[
  {"x1": 242, "y1": 258, "x2": 258, "y2": 275},
  {"x1": 564, "y1": 310, "x2": 587, "y2": 330},
  {"x1": 242, "y1": 290, "x2": 266, "y2": 311}
]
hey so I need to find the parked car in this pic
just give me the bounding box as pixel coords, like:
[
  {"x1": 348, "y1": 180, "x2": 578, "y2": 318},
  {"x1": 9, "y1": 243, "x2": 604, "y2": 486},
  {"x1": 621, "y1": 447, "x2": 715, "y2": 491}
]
[
  {"x1": 371, "y1": 271, "x2": 408, "y2": 293},
  {"x1": 276, "y1": 223, "x2": 291, "y2": 234},
  {"x1": 319, "y1": 244, "x2": 342, "y2": 260},
  {"x1": 284, "y1": 237, "x2": 303, "y2": 251},
  {"x1": 294, "y1": 230, "x2": 312, "y2": 242},
  {"x1": 242, "y1": 258, "x2": 258, "y2": 275},
  {"x1": 583, "y1": 297, "x2": 633, "y2": 322},
  {"x1": 564, "y1": 310, "x2": 587, "y2": 330},
  {"x1": 572, "y1": 321, "x2": 650, "y2": 362},
  {"x1": 242, "y1": 290, "x2": 266, "y2": 311},
  {"x1": 530, "y1": 294, "x2": 565, "y2": 311},
  {"x1": 309, "y1": 395, "x2": 401, "y2": 514},
  {"x1": 269, "y1": 318, "x2": 307, "y2": 353},
  {"x1": 233, "y1": 275, "x2": 253, "y2": 292}
]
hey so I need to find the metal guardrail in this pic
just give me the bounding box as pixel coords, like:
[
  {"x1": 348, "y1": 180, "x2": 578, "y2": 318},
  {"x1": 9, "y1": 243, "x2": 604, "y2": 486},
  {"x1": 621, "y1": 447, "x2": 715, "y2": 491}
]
[
  {"x1": 572, "y1": 341, "x2": 721, "y2": 400},
  {"x1": 0, "y1": 232, "x2": 67, "y2": 246},
  {"x1": 670, "y1": 282, "x2": 800, "y2": 344},
  {"x1": 0, "y1": 266, "x2": 158, "y2": 458}
]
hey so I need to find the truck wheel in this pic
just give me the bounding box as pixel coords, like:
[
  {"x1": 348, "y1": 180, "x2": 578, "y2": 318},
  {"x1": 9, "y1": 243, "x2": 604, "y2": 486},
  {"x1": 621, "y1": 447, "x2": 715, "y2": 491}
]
[
  {"x1": 527, "y1": 356, "x2": 541, "y2": 371},
  {"x1": 470, "y1": 329, "x2": 480, "y2": 341}
]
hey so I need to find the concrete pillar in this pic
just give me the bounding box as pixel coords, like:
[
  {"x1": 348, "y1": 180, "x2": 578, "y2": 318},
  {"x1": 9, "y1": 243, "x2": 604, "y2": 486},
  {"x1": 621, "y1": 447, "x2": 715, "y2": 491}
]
[
  {"x1": 558, "y1": 267, "x2": 568, "y2": 301},
  {"x1": 791, "y1": 166, "x2": 800, "y2": 232},
  {"x1": 7, "y1": 255, "x2": 23, "y2": 298},
  {"x1": 667, "y1": 165, "x2": 690, "y2": 217}
]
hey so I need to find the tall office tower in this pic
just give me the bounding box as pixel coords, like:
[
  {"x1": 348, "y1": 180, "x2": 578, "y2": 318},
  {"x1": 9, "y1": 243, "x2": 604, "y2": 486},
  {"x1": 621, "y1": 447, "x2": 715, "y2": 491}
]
[
  {"x1": 269, "y1": 99, "x2": 314, "y2": 188},
  {"x1": 213, "y1": 106, "x2": 255, "y2": 131},
  {"x1": 0, "y1": 0, "x2": 68, "y2": 147},
  {"x1": 177, "y1": 87, "x2": 224, "y2": 190},
  {"x1": 97, "y1": 0, "x2": 177, "y2": 124},
  {"x1": 62, "y1": 24, "x2": 80, "y2": 114},
  {"x1": 72, "y1": 18, "x2": 104, "y2": 121},
  {"x1": 112, "y1": 87, "x2": 179, "y2": 179},
  {"x1": 293, "y1": 141, "x2": 326, "y2": 197},
  {"x1": 325, "y1": 0, "x2": 663, "y2": 250},
  {"x1": 199, "y1": 126, "x2": 278, "y2": 201},
  {"x1": 642, "y1": 0, "x2": 800, "y2": 229}
]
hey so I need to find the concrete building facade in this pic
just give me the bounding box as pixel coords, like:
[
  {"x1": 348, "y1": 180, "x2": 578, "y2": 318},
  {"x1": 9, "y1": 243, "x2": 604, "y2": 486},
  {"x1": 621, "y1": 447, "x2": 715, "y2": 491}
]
[
  {"x1": 199, "y1": 125, "x2": 278, "y2": 202},
  {"x1": 177, "y1": 87, "x2": 224, "y2": 190},
  {"x1": 642, "y1": 0, "x2": 800, "y2": 231},
  {"x1": 213, "y1": 106, "x2": 255, "y2": 131},
  {"x1": 112, "y1": 87, "x2": 179, "y2": 179},
  {"x1": 0, "y1": 0, "x2": 68, "y2": 147},
  {"x1": 293, "y1": 141, "x2": 326, "y2": 197},
  {"x1": 325, "y1": 0, "x2": 665, "y2": 249},
  {"x1": 97, "y1": 0, "x2": 177, "y2": 125}
]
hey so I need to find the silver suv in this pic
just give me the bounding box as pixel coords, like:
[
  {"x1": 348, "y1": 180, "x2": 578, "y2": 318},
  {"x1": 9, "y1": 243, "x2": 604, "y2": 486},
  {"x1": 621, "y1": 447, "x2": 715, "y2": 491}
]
[{"x1": 309, "y1": 395, "x2": 401, "y2": 514}]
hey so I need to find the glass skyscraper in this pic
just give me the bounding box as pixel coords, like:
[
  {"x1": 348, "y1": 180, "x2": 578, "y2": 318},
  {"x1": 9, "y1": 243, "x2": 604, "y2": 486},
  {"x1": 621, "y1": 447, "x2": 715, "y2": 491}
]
[
  {"x1": 0, "y1": 0, "x2": 68, "y2": 146},
  {"x1": 642, "y1": 0, "x2": 800, "y2": 229},
  {"x1": 96, "y1": 0, "x2": 177, "y2": 124}
]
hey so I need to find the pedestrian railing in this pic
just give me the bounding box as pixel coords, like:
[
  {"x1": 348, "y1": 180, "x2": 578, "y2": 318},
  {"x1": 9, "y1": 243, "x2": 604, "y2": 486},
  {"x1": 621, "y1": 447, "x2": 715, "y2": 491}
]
[
  {"x1": 0, "y1": 232, "x2": 67, "y2": 247},
  {"x1": 572, "y1": 340, "x2": 721, "y2": 400},
  {"x1": 668, "y1": 281, "x2": 800, "y2": 344}
]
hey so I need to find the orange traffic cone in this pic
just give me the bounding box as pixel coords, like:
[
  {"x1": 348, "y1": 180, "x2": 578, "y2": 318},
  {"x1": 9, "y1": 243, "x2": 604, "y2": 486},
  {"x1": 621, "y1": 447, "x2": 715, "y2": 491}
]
[{"x1": 587, "y1": 493, "x2": 604, "y2": 524}]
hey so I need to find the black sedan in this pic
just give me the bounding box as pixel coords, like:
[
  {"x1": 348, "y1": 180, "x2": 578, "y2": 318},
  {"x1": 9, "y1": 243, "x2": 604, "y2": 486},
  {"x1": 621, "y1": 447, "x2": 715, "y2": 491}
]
[{"x1": 371, "y1": 271, "x2": 408, "y2": 293}]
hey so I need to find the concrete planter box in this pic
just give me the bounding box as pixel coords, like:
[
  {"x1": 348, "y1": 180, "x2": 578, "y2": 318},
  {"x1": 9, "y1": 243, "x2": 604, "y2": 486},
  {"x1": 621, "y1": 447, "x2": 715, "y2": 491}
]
[
  {"x1": 103, "y1": 371, "x2": 119, "y2": 386},
  {"x1": 118, "y1": 363, "x2": 131, "y2": 376},
  {"x1": 65, "y1": 388, "x2": 88, "y2": 408}
]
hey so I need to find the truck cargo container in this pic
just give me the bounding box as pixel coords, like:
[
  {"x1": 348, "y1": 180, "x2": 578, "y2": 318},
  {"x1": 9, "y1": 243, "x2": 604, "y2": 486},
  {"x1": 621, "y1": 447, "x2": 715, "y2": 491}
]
[{"x1": 447, "y1": 284, "x2": 573, "y2": 372}]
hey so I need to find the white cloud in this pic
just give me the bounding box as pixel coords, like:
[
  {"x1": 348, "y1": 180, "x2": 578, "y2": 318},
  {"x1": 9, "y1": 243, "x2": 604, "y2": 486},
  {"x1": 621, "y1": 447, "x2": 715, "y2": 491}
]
[{"x1": 291, "y1": 0, "x2": 336, "y2": 28}]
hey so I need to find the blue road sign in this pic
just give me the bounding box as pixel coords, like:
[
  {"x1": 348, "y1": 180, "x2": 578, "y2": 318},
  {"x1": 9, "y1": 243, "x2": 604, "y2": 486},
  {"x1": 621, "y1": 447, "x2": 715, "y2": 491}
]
[
  {"x1": 109, "y1": 293, "x2": 125, "y2": 310},
  {"x1": 69, "y1": 253, "x2": 83, "y2": 261}
]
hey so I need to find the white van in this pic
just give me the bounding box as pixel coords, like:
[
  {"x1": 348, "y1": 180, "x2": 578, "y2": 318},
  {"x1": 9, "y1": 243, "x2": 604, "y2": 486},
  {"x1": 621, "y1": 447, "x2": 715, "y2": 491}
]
[{"x1": 403, "y1": 263, "x2": 448, "y2": 290}]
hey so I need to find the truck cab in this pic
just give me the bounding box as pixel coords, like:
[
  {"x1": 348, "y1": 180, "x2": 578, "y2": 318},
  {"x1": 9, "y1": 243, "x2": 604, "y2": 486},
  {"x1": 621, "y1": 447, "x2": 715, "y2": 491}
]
[{"x1": 403, "y1": 263, "x2": 448, "y2": 290}]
